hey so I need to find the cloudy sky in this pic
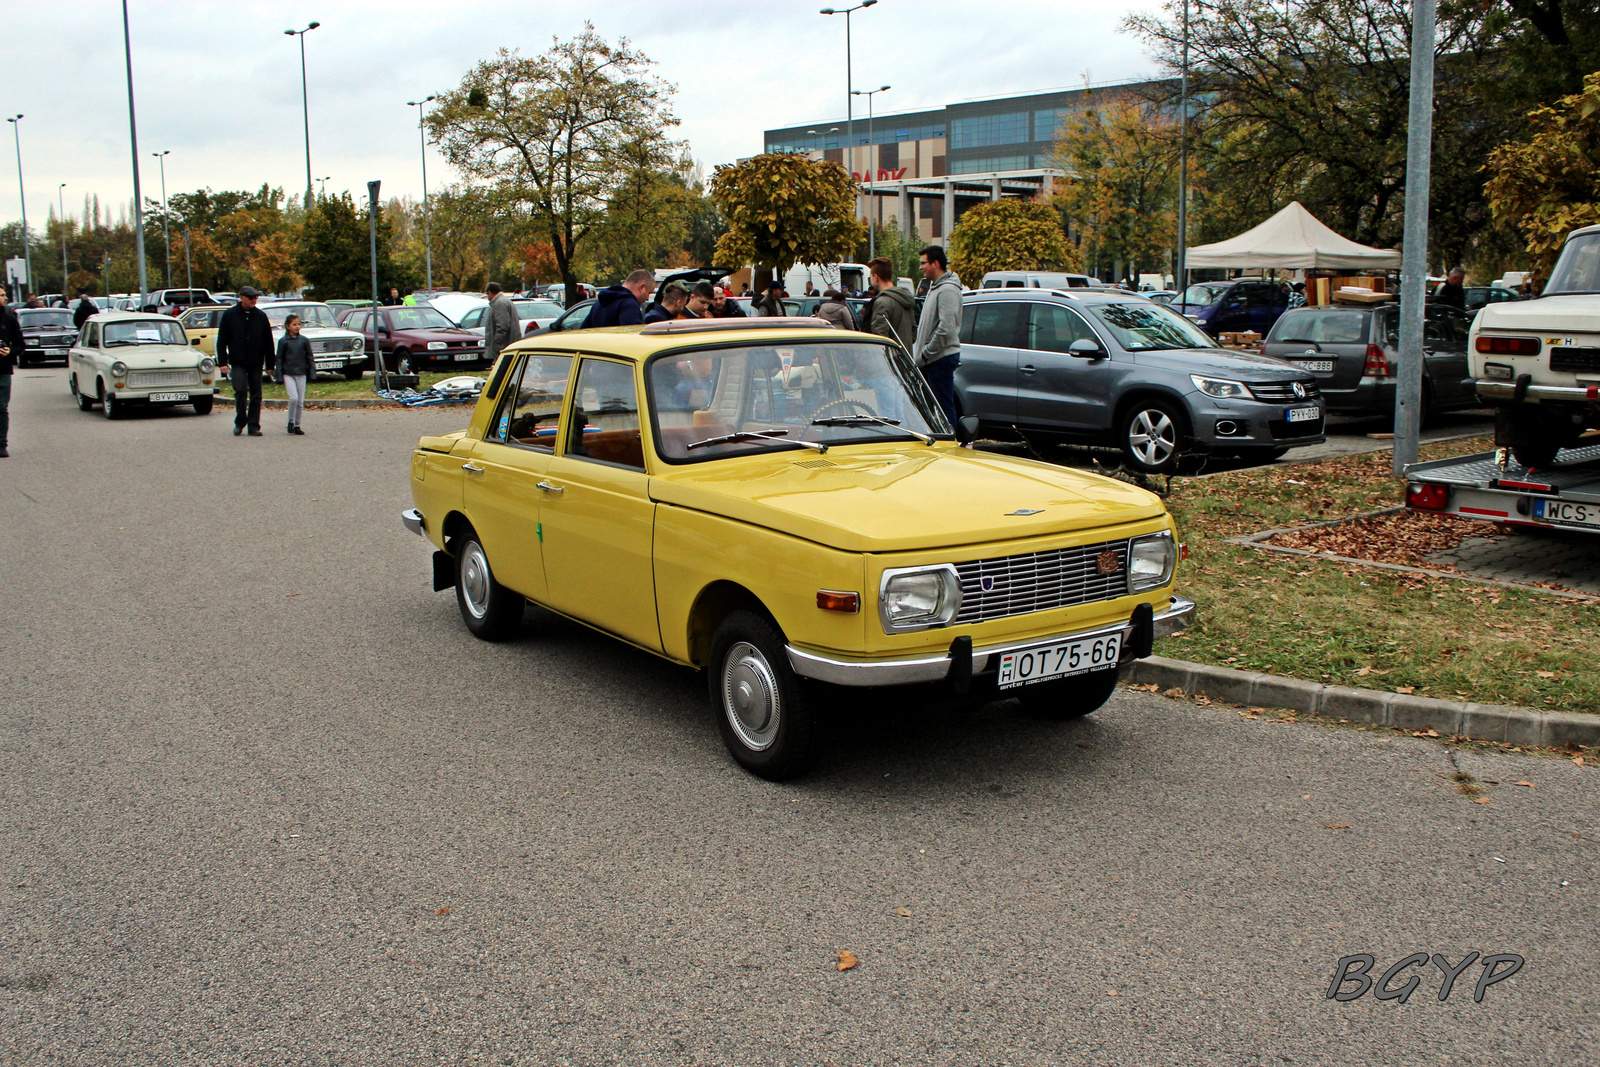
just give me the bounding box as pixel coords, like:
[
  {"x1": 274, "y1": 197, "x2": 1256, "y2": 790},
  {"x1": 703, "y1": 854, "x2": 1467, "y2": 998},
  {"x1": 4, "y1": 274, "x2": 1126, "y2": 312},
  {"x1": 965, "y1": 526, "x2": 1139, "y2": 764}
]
[{"x1": 0, "y1": 0, "x2": 1168, "y2": 227}]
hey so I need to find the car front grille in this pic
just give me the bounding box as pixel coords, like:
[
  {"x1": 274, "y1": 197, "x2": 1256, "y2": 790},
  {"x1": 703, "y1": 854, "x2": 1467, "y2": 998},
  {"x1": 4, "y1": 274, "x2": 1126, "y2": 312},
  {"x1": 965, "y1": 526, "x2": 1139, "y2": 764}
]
[
  {"x1": 1549, "y1": 346, "x2": 1600, "y2": 373},
  {"x1": 1247, "y1": 380, "x2": 1321, "y2": 402},
  {"x1": 129, "y1": 369, "x2": 199, "y2": 387},
  {"x1": 311, "y1": 338, "x2": 357, "y2": 353},
  {"x1": 951, "y1": 539, "x2": 1130, "y2": 625}
]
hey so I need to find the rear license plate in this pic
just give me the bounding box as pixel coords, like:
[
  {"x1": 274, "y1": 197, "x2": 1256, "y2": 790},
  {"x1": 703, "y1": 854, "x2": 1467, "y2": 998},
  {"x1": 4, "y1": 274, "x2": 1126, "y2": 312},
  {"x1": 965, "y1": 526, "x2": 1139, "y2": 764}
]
[
  {"x1": 453, "y1": 353, "x2": 476, "y2": 362},
  {"x1": 997, "y1": 633, "x2": 1122, "y2": 690},
  {"x1": 148, "y1": 391, "x2": 189, "y2": 402},
  {"x1": 1293, "y1": 360, "x2": 1334, "y2": 372},
  {"x1": 1532, "y1": 499, "x2": 1600, "y2": 528},
  {"x1": 1286, "y1": 406, "x2": 1321, "y2": 423}
]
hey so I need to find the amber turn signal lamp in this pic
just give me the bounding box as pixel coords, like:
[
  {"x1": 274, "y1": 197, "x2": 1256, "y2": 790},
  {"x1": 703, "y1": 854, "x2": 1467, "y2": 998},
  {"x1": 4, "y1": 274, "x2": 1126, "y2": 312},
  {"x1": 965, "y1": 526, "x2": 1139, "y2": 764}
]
[{"x1": 816, "y1": 590, "x2": 860, "y2": 613}]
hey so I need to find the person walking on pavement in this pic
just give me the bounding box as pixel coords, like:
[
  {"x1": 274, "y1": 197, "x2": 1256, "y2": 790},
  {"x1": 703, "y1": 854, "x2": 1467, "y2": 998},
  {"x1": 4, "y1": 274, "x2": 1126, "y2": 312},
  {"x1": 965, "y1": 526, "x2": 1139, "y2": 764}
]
[
  {"x1": 912, "y1": 245, "x2": 963, "y2": 429},
  {"x1": 0, "y1": 289, "x2": 24, "y2": 457},
  {"x1": 815, "y1": 289, "x2": 853, "y2": 330},
  {"x1": 483, "y1": 282, "x2": 519, "y2": 367},
  {"x1": 582, "y1": 269, "x2": 652, "y2": 329},
  {"x1": 73, "y1": 290, "x2": 97, "y2": 329},
  {"x1": 275, "y1": 313, "x2": 314, "y2": 436},
  {"x1": 216, "y1": 285, "x2": 273, "y2": 436},
  {"x1": 865, "y1": 256, "x2": 916, "y2": 352}
]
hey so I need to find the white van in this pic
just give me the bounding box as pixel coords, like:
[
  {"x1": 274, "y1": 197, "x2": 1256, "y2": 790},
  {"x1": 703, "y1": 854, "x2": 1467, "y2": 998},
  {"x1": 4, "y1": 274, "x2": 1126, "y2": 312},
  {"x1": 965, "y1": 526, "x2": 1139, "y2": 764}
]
[
  {"x1": 782, "y1": 262, "x2": 868, "y2": 295},
  {"x1": 980, "y1": 271, "x2": 1094, "y2": 289}
]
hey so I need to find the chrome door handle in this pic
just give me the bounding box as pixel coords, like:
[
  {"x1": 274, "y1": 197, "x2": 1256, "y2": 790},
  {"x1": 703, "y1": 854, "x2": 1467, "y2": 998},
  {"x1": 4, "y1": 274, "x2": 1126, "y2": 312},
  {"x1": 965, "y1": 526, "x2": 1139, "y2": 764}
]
[
  {"x1": 537, "y1": 481, "x2": 564, "y2": 493},
  {"x1": 1020, "y1": 364, "x2": 1038, "y2": 374},
  {"x1": 462, "y1": 462, "x2": 485, "y2": 474}
]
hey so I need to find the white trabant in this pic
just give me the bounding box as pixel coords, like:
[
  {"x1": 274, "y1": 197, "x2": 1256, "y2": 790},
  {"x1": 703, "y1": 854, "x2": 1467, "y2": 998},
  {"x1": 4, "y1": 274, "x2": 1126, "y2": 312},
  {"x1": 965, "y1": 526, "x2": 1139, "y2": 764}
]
[
  {"x1": 259, "y1": 301, "x2": 367, "y2": 380},
  {"x1": 68, "y1": 311, "x2": 218, "y2": 419}
]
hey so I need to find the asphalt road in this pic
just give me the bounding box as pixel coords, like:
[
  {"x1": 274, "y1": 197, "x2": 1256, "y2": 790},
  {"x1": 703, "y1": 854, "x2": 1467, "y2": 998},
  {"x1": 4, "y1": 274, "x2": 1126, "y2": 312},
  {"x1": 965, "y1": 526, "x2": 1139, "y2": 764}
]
[{"x1": 1, "y1": 371, "x2": 1595, "y2": 1066}]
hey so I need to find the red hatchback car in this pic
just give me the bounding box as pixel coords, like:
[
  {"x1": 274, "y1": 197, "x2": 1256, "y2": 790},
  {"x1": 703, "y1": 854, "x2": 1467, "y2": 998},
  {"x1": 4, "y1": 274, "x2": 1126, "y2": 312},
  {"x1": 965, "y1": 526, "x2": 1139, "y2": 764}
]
[{"x1": 336, "y1": 304, "x2": 487, "y2": 372}]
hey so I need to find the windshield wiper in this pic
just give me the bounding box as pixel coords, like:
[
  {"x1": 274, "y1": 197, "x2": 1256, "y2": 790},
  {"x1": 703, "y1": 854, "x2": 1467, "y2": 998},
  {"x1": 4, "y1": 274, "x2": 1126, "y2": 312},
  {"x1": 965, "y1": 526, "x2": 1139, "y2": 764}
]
[
  {"x1": 103, "y1": 339, "x2": 143, "y2": 347},
  {"x1": 810, "y1": 413, "x2": 934, "y2": 445},
  {"x1": 686, "y1": 428, "x2": 827, "y2": 453}
]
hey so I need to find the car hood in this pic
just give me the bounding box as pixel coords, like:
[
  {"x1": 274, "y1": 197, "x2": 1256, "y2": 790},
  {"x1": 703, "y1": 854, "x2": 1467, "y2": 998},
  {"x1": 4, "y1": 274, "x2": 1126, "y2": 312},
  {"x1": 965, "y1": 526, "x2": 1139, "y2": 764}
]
[
  {"x1": 1475, "y1": 294, "x2": 1597, "y2": 334},
  {"x1": 1131, "y1": 347, "x2": 1313, "y2": 379},
  {"x1": 100, "y1": 344, "x2": 203, "y2": 368},
  {"x1": 649, "y1": 443, "x2": 1167, "y2": 552},
  {"x1": 397, "y1": 328, "x2": 479, "y2": 342}
]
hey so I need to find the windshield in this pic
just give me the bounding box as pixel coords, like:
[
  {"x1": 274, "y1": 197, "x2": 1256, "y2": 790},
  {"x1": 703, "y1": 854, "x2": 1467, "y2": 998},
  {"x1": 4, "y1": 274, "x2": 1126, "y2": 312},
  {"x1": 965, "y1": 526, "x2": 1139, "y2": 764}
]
[
  {"x1": 103, "y1": 319, "x2": 187, "y2": 347},
  {"x1": 515, "y1": 300, "x2": 563, "y2": 320},
  {"x1": 1087, "y1": 301, "x2": 1217, "y2": 351},
  {"x1": 18, "y1": 309, "x2": 73, "y2": 327},
  {"x1": 1177, "y1": 283, "x2": 1228, "y2": 307},
  {"x1": 648, "y1": 341, "x2": 947, "y2": 461},
  {"x1": 263, "y1": 303, "x2": 339, "y2": 328},
  {"x1": 389, "y1": 306, "x2": 455, "y2": 330},
  {"x1": 1545, "y1": 232, "x2": 1600, "y2": 296}
]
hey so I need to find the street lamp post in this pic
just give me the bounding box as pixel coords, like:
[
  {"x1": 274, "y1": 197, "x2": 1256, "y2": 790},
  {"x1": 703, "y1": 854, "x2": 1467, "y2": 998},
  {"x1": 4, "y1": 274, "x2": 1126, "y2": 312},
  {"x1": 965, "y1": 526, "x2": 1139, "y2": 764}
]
[
  {"x1": 1177, "y1": 0, "x2": 1189, "y2": 307},
  {"x1": 285, "y1": 21, "x2": 321, "y2": 212},
  {"x1": 58, "y1": 183, "x2": 68, "y2": 301},
  {"x1": 407, "y1": 95, "x2": 437, "y2": 292},
  {"x1": 316, "y1": 175, "x2": 331, "y2": 198},
  {"x1": 820, "y1": 1, "x2": 877, "y2": 236},
  {"x1": 6, "y1": 115, "x2": 29, "y2": 299},
  {"x1": 121, "y1": 0, "x2": 148, "y2": 308},
  {"x1": 183, "y1": 227, "x2": 192, "y2": 291},
  {"x1": 851, "y1": 85, "x2": 890, "y2": 259},
  {"x1": 152, "y1": 149, "x2": 170, "y2": 287}
]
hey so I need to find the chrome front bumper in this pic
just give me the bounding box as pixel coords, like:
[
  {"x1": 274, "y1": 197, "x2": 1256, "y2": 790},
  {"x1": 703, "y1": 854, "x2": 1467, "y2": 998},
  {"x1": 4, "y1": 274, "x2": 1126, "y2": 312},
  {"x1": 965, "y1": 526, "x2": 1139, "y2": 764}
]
[
  {"x1": 401, "y1": 508, "x2": 425, "y2": 536},
  {"x1": 1474, "y1": 380, "x2": 1600, "y2": 403},
  {"x1": 786, "y1": 596, "x2": 1197, "y2": 687}
]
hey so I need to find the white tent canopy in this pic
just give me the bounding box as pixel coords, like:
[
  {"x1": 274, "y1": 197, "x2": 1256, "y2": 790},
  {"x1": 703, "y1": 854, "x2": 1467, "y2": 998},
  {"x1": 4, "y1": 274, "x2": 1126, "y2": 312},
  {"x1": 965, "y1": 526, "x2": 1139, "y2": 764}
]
[{"x1": 1184, "y1": 201, "x2": 1402, "y2": 271}]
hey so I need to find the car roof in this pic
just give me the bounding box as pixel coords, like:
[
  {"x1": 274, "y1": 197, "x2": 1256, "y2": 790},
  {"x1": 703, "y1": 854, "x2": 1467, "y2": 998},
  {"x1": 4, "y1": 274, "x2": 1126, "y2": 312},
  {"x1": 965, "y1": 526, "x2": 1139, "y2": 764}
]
[
  {"x1": 505, "y1": 318, "x2": 864, "y2": 363},
  {"x1": 89, "y1": 310, "x2": 184, "y2": 323},
  {"x1": 963, "y1": 287, "x2": 1152, "y2": 306}
]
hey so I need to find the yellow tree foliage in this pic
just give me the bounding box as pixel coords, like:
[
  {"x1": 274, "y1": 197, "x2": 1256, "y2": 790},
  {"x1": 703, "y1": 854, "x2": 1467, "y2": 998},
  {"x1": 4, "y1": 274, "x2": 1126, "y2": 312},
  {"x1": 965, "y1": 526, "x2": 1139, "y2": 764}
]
[
  {"x1": 1485, "y1": 72, "x2": 1600, "y2": 278},
  {"x1": 948, "y1": 197, "x2": 1078, "y2": 280},
  {"x1": 250, "y1": 231, "x2": 304, "y2": 295},
  {"x1": 712, "y1": 153, "x2": 865, "y2": 276}
]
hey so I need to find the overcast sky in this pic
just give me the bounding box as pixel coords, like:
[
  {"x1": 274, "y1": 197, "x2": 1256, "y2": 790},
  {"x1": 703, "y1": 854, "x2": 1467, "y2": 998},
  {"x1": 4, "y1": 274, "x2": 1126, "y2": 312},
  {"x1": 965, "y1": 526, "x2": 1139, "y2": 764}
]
[{"x1": 1, "y1": 0, "x2": 1167, "y2": 228}]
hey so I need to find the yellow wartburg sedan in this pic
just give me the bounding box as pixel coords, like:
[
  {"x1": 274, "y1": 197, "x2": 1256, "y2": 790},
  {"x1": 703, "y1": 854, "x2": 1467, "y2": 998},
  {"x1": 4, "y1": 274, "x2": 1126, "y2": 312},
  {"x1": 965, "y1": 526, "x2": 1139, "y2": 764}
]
[{"x1": 402, "y1": 317, "x2": 1194, "y2": 779}]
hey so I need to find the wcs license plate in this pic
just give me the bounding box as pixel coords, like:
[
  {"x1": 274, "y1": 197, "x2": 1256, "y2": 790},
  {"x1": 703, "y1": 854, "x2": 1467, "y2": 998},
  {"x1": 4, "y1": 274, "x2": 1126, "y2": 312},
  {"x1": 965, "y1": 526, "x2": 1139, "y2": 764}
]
[
  {"x1": 997, "y1": 633, "x2": 1122, "y2": 690},
  {"x1": 147, "y1": 391, "x2": 189, "y2": 402},
  {"x1": 1293, "y1": 359, "x2": 1334, "y2": 373},
  {"x1": 1533, "y1": 498, "x2": 1600, "y2": 528},
  {"x1": 1286, "y1": 406, "x2": 1321, "y2": 423}
]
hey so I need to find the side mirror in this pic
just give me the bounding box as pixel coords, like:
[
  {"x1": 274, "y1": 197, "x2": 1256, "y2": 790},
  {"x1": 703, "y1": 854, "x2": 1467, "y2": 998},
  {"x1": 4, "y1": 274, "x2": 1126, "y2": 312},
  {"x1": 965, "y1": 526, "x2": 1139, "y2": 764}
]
[
  {"x1": 959, "y1": 415, "x2": 981, "y2": 439},
  {"x1": 1068, "y1": 339, "x2": 1105, "y2": 359},
  {"x1": 191, "y1": 337, "x2": 201, "y2": 345}
]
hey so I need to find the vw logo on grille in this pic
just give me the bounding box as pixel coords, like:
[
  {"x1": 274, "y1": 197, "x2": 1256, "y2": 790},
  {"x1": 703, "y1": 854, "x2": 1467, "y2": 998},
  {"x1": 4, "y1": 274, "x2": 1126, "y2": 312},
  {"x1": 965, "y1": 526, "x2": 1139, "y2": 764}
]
[
  {"x1": 980, "y1": 576, "x2": 995, "y2": 592},
  {"x1": 1292, "y1": 381, "x2": 1307, "y2": 399}
]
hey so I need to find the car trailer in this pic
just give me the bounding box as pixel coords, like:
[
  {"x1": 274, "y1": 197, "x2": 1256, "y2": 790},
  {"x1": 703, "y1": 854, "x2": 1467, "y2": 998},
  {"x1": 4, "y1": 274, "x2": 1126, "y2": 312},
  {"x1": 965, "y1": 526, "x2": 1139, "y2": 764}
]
[{"x1": 1404, "y1": 442, "x2": 1600, "y2": 533}]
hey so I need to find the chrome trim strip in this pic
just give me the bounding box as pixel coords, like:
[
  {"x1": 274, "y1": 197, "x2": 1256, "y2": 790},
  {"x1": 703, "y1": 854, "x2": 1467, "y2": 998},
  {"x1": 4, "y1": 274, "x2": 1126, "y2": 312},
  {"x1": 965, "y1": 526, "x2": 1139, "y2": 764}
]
[
  {"x1": 787, "y1": 596, "x2": 1197, "y2": 687},
  {"x1": 1474, "y1": 380, "x2": 1599, "y2": 402},
  {"x1": 401, "y1": 508, "x2": 425, "y2": 537}
]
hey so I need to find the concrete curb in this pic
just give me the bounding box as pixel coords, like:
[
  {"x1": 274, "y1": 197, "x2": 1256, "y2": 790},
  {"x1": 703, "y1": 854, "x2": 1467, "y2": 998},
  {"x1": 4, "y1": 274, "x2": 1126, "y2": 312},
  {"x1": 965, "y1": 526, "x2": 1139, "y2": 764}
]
[
  {"x1": 1125, "y1": 655, "x2": 1600, "y2": 748},
  {"x1": 256, "y1": 397, "x2": 405, "y2": 410}
]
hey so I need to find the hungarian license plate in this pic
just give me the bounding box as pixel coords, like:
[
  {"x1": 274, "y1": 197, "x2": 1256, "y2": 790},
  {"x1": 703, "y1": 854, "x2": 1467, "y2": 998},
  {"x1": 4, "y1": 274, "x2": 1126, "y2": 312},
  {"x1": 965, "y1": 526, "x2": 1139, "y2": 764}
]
[
  {"x1": 997, "y1": 633, "x2": 1122, "y2": 690},
  {"x1": 1294, "y1": 360, "x2": 1334, "y2": 373},
  {"x1": 148, "y1": 391, "x2": 189, "y2": 402},
  {"x1": 1532, "y1": 498, "x2": 1600, "y2": 528},
  {"x1": 315, "y1": 361, "x2": 343, "y2": 371},
  {"x1": 1286, "y1": 406, "x2": 1321, "y2": 423},
  {"x1": 453, "y1": 353, "x2": 477, "y2": 362}
]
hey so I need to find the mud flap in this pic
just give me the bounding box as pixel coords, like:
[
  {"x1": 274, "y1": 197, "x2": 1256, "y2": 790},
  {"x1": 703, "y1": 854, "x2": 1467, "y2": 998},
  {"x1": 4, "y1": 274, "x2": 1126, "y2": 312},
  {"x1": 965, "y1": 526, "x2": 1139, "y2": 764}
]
[
  {"x1": 432, "y1": 550, "x2": 455, "y2": 592},
  {"x1": 1129, "y1": 602, "x2": 1154, "y2": 660}
]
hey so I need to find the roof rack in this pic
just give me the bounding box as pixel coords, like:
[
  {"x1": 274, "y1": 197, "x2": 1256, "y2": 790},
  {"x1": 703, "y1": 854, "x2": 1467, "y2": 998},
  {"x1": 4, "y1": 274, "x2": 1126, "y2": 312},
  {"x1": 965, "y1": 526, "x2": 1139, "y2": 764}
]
[{"x1": 640, "y1": 316, "x2": 833, "y2": 335}]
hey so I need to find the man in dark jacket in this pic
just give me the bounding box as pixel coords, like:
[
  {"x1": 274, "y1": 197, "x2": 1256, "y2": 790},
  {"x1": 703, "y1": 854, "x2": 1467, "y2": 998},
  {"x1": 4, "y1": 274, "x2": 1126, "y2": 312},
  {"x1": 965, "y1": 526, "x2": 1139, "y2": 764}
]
[
  {"x1": 709, "y1": 285, "x2": 745, "y2": 318},
  {"x1": 383, "y1": 286, "x2": 405, "y2": 307},
  {"x1": 0, "y1": 289, "x2": 24, "y2": 457},
  {"x1": 644, "y1": 283, "x2": 690, "y2": 323},
  {"x1": 73, "y1": 291, "x2": 97, "y2": 329},
  {"x1": 865, "y1": 256, "x2": 916, "y2": 351},
  {"x1": 1435, "y1": 267, "x2": 1466, "y2": 310},
  {"x1": 215, "y1": 286, "x2": 273, "y2": 436},
  {"x1": 581, "y1": 270, "x2": 653, "y2": 329}
]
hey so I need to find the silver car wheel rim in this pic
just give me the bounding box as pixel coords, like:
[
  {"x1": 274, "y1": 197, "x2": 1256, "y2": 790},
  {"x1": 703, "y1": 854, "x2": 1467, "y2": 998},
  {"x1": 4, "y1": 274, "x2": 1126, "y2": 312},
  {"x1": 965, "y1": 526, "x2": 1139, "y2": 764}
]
[
  {"x1": 461, "y1": 542, "x2": 491, "y2": 620},
  {"x1": 721, "y1": 641, "x2": 781, "y2": 751},
  {"x1": 1129, "y1": 409, "x2": 1175, "y2": 466}
]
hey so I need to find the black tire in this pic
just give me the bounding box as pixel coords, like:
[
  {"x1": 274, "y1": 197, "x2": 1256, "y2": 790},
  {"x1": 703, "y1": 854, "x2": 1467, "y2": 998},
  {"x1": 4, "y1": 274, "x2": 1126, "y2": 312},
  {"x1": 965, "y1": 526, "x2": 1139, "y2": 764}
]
[
  {"x1": 342, "y1": 365, "x2": 363, "y2": 381},
  {"x1": 454, "y1": 533, "x2": 523, "y2": 641},
  {"x1": 394, "y1": 348, "x2": 413, "y2": 374},
  {"x1": 102, "y1": 384, "x2": 120, "y2": 420},
  {"x1": 192, "y1": 396, "x2": 213, "y2": 415},
  {"x1": 1013, "y1": 666, "x2": 1121, "y2": 719},
  {"x1": 1120, "y1": 398, "x2": 1188, "y2": 475},
  {"x1": 73, "y1": 376, "x2": 93, "y2": 411},
  {"x1": 708, "y1": 610, "x2": 821, "y2": 780},
  {"x1": 1503, "y1": 410, "x2": 1565, "y2": 468}
]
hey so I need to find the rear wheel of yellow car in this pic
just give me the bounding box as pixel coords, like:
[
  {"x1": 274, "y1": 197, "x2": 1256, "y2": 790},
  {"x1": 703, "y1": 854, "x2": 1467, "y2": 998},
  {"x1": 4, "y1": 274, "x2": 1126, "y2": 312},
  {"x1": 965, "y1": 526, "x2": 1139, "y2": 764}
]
[
  {"x1": 455, "y1": 533, "x2": 523, "y2": 641},
  {"x1": 709, "y1": 610, "x2": 821, "y2": 780},
  {"x1": 1013, "y1": 666, "x2": 1120, "y2": 720}
]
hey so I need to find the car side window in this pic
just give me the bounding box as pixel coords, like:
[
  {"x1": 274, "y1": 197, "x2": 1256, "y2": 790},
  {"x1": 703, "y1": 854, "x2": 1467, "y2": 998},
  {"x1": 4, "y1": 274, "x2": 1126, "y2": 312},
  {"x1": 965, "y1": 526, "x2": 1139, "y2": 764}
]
[
  {"x1": 1026, "y1": 303, "x2": 1098, "y2": 353},
  {"x1": 967, "y1": 302, "x2": 1025, "y2": 348},
  {"x1": 84, "y1": 323, "x2": 99, "y2": 347},
  {"x1": 567, "y1": 358, "x2": 644, "y2": 470},
  {"x1": 489, "y1": 354, "x2": 572, "y2": 451},
  {"x1": 1219, "y1": 287, "x2": 1247, "y2": 310},
  {"x1": 460, "y1": 307, "x2": 482, "y2": 329},
  {"x1": 557, "y1": 304, "x2": 590, "y2": 330},
  {"x1": 1423, "y1": 309, "x2": 1454, "y2": 345}
]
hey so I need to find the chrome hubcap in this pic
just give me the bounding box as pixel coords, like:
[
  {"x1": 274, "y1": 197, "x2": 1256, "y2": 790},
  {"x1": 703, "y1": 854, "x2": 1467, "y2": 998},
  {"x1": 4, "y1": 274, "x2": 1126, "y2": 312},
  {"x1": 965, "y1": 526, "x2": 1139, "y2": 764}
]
[
  {"x1": 1128, "y1": 409, "x2": 1175, "y2": 466},
  {"x1": 721, "y1": 642, "x2": 780, "y2": 751},
  {"x1": 461, "y1": 543, "x2": 491, "y2": 619}
]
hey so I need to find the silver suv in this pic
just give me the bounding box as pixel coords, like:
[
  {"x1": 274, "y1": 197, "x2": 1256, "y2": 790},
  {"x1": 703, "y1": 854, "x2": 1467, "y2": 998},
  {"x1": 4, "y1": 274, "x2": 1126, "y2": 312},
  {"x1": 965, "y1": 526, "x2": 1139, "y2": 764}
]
[{"x1": 955, "y1": 289, "x2": 1325, "y2": 474}]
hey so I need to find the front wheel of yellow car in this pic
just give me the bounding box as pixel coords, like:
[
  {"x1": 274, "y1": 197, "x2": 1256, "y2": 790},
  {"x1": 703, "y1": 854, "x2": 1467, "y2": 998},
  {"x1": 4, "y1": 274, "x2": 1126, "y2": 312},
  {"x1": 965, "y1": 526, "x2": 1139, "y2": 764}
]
[
  {"x1": 709, "y1": 611, "x2": 821, "y2": 781},
  {"x1": 1013, "y1": 666, "x2": 1120, "y2": 720},
  {"x1": 455, "y1": 534, "x2": 523, "y2": 641}
]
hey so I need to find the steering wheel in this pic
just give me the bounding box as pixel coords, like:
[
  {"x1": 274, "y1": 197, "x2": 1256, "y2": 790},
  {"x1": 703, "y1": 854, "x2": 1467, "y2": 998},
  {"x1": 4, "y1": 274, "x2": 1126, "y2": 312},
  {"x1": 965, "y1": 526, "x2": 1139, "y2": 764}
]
[{"x1": 811, "y1": 398, "x2": 877, "y2": 420}]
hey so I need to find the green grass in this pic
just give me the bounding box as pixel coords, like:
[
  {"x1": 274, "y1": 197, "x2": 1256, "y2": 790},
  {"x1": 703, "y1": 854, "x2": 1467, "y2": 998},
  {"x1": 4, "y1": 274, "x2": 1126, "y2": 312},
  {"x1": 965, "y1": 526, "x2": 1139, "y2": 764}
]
[
  {"x1": 217, "y1": 370, "x2": 472, "y2": 401},
  {"x1": 1162, "y1": 436, "x2": 1600, "y2": 714}
]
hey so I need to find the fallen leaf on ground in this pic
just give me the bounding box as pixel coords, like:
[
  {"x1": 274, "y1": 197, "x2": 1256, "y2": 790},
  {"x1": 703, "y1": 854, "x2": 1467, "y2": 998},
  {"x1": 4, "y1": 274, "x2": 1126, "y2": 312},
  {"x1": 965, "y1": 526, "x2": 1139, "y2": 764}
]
[
  {"x1": 1127, "y1": 682, "x2": 1159, "y2": 692},
  {"x1": 836, "y1": 950, "x2": 858, "y2": 972},
  {"x1": 1396, "y1": 686, "x2": 1417, "y2": 695},
  {"x1": 896, "y1": 907, "x2": 912, "y2": 917},
  {"x1": 435, "y1": 907, "x2": 450, "y2": 916},
  {"x1": 285, "y1": 592, "x2": 300, "y2": 597},
  {"x1": 1515, "y1": 781, "x2": 1534, "y2": 788},
  {"x1": 1324, "y1": 824, "x2": 1350, "y2": 830},
  {"x1": 1537, "y1": 670, "x2": 1556, "y2": 679},
  {"x1": 1162, "y1": 687, "x2": 1185, "y2": 699},
  {"x1": 1355, "y1": 666, "x2": 1372, "y2": 676},
  {"x1": 1575, "y1": 756, "x2": 1587, "y2": 767},
  {"x1": 1412, "y1": 728, "x2": 1440, "y2": 738},
  {"x1": 1472, "y1": 797, "x2": 1491, "y2": 804}
]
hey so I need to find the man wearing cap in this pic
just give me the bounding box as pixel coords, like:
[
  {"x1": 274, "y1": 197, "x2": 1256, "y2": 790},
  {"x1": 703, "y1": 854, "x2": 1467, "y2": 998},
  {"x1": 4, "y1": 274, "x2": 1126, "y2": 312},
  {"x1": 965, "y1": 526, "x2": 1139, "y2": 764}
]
[
  {"x1": 216, "y1": 286, "x2": 274, "y2": 436},
  {"x1": 645, "y1": 282, "x2": 690, "y2": 324},
  {"x1": 709, "y1": 285, "x2": 745, "y2": 318}
]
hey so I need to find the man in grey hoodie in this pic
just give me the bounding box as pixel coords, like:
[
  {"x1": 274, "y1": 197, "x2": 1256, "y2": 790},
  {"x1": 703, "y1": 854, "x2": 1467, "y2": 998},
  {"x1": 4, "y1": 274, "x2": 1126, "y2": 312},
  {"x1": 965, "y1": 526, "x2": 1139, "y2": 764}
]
[{"x1": 912, "y1": 245, "x2": 962, "y2": 428}]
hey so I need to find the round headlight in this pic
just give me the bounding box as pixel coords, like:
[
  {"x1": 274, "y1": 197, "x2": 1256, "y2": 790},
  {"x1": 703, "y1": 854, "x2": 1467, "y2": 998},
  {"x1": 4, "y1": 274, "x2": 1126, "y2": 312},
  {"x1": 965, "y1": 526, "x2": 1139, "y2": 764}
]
[
  {"x1": 110, "y1": 361, "x2": 129, "y2": 377},
  {"x1": 199, "y1": 357, "x2": 216, "y2": 373}
]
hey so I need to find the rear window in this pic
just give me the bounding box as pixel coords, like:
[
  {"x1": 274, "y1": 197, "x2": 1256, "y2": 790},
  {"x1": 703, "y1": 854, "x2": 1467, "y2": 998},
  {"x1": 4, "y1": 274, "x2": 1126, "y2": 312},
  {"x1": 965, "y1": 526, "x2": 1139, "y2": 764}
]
[{"x1": 1269, "y1": 310, "x2": 1368, "y2": 345}]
